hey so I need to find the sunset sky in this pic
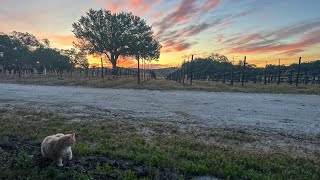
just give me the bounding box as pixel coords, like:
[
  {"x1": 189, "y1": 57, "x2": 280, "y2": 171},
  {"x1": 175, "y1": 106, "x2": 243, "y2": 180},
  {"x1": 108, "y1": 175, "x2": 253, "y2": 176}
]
[{"x1": 1, "y1": 0, "x2": 320, "y2": 68}]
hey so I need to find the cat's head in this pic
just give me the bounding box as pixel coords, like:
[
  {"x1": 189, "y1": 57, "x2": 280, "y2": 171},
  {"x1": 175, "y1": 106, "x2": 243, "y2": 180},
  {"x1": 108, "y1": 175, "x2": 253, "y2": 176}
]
[{"x1": 64, "y1": 133, "x2": 76, "y2": 146}]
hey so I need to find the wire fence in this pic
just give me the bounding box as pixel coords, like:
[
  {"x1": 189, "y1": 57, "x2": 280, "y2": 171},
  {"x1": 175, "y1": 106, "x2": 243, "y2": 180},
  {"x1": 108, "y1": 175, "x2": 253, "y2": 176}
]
[{"x1": 167, "y1": 56, "x2": 320, "y2": 86}]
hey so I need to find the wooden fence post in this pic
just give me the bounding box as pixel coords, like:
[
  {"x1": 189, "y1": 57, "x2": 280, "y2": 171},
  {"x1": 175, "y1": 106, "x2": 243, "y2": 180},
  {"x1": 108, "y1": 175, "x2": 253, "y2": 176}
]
[
  {"x1": 101, "y1": 57, "x2": 104, "y2": 79},
  {"x1": 264, "y1": 66, "x2": 267, "y2": 85},
  {"x1": 190, "y1": 55, "x2": 193, "y2": 86},
  {"x1": 296, "y1": 57, "x2": 301, "y2": 87},
  {"x1": 138, "y1": 55, "x2": 140, "y2": 85},
  {"x1": 223, "y1": 66, "x2": 226, "y2": 84},
  {"x1": 277, "y1": 59, "x2": 281, "y2": 84},
  {"x1": 230, "y1": 67, "x2": 234, "y2": 85},
  {"x1": 241, "y1": 56, "x2": 246, "y2": 86},
  {"x1": 305, "y1": 63, "x2": 308, "y2": 85},
  {"x1": 289, "y1": 70, "x2": 293, "y2": 84}
]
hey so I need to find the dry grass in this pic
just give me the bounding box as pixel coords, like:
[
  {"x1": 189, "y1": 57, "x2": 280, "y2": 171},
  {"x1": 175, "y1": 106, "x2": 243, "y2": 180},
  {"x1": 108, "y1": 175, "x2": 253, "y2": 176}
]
[
  {"x1": 0, "y1": 75, "x2": 319, "y2": 95},
  {"x1": 0, "y1": 75, "x2": 139, "y2": 88},
  {"x1": 187, "y1": 80, "x2": 320, "y2": 95}
]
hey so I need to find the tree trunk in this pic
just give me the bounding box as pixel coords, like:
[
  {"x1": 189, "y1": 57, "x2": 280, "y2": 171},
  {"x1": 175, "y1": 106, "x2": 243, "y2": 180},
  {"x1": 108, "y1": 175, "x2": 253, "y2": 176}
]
[
  {"x1": 110, "y1": 53, "x2": 118, "y2": 77},
  {"x1": 112, "y1": 63, "x2": 117, "y2": 79}
]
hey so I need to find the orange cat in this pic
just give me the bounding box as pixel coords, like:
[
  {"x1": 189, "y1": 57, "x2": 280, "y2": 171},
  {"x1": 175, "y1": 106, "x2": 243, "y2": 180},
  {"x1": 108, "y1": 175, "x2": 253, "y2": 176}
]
[{"x1": 41, "y1": 133, "x2": 76, "y2": 167}]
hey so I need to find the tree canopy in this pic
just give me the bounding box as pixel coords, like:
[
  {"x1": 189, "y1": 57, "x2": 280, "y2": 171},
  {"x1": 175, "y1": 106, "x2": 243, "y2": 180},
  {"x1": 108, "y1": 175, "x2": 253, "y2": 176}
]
[{"x1": 72, "y1": 9, "x2": 161, "y2": 74}]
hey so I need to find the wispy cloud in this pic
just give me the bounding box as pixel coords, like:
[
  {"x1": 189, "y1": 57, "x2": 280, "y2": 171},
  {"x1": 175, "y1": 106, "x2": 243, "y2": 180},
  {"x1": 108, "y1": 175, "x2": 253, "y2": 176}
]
[
  {"x1": 279, "y1": 49, "x2": 305, "y2": 56},
  {"x1": 201, "y1": 0, "x2": 221, "y2": 12},
  {"x1": 161, "y1": 40, "x2": 194, "y2": 53},
  {"x1": 96, "y1": 0, "x2": 161, "y2": 15},
  {"x1": 269, "y1": 19, "x2": 320, "y2": 39},
  {"x1": 229, "y1": 28, "x2": 320, "y2": 54},
  {"x1": 222, "y1": 18, "x2": 320, "y2": 55}
]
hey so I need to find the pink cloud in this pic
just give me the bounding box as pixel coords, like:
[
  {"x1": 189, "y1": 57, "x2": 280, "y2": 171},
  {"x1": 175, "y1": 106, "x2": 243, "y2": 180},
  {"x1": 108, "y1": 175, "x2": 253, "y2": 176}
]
[
  {"x1": 229, "y1": 29, "x2": 320, "y2": 54},
  {"x1": 273, "y1": 19, "x2": 320, "y2": 37},
  {"x1": 161, "y1": 40, "x2": 193, "y2": 53},
  {"x1": 150, "y1": 10, "x2": 165, "y2": 19},
  {"x1": 96, "y1": 0, "x2": 160, "y2": 15},
  {"x1": 155, "y1": 0, "x2": 198, "y2": 36},
  {"x1": 217, "y1": 35, "x2": 223, "y2": 43},
  {"x1": 201, "y1": 0, "x2": 222, "y2": 12},
  {"x1": 279, "y1": 49, "x2": 305, "y2": 56}
]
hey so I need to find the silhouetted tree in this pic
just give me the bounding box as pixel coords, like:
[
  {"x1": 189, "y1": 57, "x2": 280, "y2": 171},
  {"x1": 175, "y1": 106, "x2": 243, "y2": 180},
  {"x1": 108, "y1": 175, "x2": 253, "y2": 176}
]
[{"x1": 72, "y1": 9, "x2": 161, "y2": 76}]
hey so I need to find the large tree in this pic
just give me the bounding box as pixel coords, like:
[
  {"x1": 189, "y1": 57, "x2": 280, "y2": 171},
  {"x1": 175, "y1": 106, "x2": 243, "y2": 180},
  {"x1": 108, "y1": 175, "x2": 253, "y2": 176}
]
[
  {"x1": 126, "y1": 16, "x2": 162, "y2": 83},
  {"x1": 72, "y1": 9, "x2": 161, "y2": 76}
]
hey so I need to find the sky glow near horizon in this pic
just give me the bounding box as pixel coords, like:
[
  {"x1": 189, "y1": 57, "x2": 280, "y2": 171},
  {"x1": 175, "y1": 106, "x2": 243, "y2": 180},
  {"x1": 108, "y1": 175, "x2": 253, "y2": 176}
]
[{"x1": 1, "y1": 0, "x2": 320, "y2": 68}]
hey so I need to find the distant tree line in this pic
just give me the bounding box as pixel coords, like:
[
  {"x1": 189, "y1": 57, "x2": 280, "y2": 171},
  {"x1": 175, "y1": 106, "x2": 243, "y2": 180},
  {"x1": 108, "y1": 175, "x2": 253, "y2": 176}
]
[
  {"x1": 168, "y1": 54, "x2": 320, "y2": 85},
  {"x1": 0, "y1": 31, "x2": 89, "y2": 77}
]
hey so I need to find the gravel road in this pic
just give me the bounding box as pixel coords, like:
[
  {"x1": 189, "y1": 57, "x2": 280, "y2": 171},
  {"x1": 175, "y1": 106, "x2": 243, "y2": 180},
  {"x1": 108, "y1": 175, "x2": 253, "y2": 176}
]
[{"x1": 0, "y1": 83, "x2": 319, "y2": 137}]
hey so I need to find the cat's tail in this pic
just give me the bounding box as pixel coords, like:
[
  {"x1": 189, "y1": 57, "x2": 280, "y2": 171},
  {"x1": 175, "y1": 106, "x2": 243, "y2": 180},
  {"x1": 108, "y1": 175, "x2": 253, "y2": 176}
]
[
  {"x1": 55, "y1": 133, "x2": 64, "y2": 137},
  {"x1": 41, "y1": 140, "x2": 46, "y2": 157}
]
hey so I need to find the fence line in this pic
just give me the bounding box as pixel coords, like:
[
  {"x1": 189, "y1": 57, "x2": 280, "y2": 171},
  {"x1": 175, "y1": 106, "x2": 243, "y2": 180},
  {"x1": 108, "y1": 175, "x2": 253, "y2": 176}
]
[{"x1": 167, "y1": 56, "x2": 320, "y2": 86}]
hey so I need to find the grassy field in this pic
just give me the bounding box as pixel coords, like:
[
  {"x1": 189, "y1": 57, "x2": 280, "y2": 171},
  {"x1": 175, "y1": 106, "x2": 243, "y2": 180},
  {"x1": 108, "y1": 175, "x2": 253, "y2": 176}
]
[
  {"x1": 0, "y1": 107, "x2": 319, "y2": 179},
  {"x1": 0, "y1": 75, "x2": 320, "y2": 95}
]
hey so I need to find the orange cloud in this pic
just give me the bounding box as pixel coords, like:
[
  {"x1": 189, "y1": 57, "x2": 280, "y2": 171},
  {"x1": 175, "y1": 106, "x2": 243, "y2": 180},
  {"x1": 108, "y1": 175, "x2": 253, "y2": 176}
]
[
  {"x1": 128, "y1": 0, "x2": 143, "y2": 8},
  {"x1": 46, "y1": 34, "x2": 75, "y2": 46}
]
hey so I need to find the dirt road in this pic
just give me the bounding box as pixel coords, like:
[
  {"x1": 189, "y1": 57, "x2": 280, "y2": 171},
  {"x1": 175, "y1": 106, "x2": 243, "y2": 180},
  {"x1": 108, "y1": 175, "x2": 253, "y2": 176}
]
[{"x1": 1, "y1": 83, "x2": 319, "y2": 137}]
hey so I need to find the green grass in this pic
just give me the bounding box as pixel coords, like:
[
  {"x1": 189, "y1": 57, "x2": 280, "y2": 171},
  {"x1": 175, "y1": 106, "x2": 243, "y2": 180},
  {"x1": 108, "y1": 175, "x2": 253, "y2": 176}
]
[
  {"x1": 0, "y1": 108, "x2": 320, "y2": 179},
  {"x1": 1, "y1": 75, "x2": 319, "y2": 95}
]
